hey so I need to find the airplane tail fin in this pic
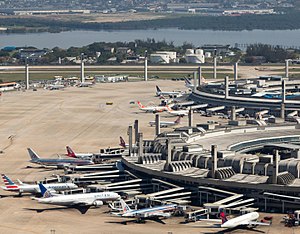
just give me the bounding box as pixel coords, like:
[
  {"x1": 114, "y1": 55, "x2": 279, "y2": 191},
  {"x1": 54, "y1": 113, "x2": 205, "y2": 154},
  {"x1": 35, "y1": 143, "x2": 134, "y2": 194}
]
[
  {"x1": 120, "y1": 199, "x2": 132, "y2": 213},
  {"x1": 119, "y1": 136, "x2": 126, "y2": 148},
  {"x1": 137, "y1": 101, "x2": 145, "y2": 109},
  {"x1": 156, "y1": 85, "x2": 162, "y2": 94},
  {"x1": 2, "y1": 174, "x2": 15, "y2": 186},
  {"x1": 175, "y1": 116, "x2": 182, "y2": 124},
  {"x1": 1, "y1": 174, "x2": 18, "y2": 190},
  {"x1": 27, "y1": 148, "x2": 40, "y2": 160},
  {"x1": 39, "y1": 183, "x2": 53, "y2": 198},
  {"x1": 220, "y1": 210, "x2": 228, "y2": 224},
  {"x1": 184, "y1": 77, "x2": 192, "y2": 86},
  {"x1": 66, "y1": 146, "x2": 76, "y2": 158},
  {"x1": 166, "y1": 105, "x2": 173, "y2": 112}
]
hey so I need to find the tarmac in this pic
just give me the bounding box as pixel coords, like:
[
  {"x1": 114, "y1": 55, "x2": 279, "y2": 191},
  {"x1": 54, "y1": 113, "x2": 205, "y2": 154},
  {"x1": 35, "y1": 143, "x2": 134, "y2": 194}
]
[{"x1": 0, "y1": 80, "x2": 298, "y2": 233}]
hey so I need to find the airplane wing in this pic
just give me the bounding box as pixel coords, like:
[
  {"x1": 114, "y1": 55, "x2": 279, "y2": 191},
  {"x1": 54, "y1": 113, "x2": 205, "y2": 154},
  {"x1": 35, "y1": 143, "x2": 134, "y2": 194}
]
[
  {"x1": 142, "y1": 212, "x2": 171, "y2": 218},
  {"x1": 248, "y1": 221, "x2": 271, "y2": 226}
]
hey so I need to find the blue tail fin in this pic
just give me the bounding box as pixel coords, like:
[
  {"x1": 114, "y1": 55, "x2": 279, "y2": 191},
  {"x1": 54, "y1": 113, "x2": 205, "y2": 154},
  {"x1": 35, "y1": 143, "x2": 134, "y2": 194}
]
[
  {"x1": 39, "y1": 183, "x2": 53, "y2": 198},
  {"x1": 2, "y1": 174, "x2": 15, "y2": 185},
  {"x1": 27, "y1": 148, "x2": 40, "y2": 160}
]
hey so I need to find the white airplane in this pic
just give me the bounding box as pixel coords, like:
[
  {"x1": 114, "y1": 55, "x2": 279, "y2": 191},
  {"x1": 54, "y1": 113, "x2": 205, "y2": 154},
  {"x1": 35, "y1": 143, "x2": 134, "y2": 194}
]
[
  {"x1": 204, "y1": 210, "x2": 270, "y2": 229},
  {"x1": 166, "y1": 105, "x2": 189, "y2": 116},
  {"x1": 46, "y1": 84, "x2": 65, "y2": 90},
  {"x1": 155, "y1": 86, "x2": 182, "y2": 97},
  {"x1": 137, "y1": 101, "x2": 167, "y2": 113},
  {"x1": 77, "y1": 82, "x2": 94, "y2": 87},
  {"x1": 149, "y1": 116, "x2": 182, "y2": 128},
  {"x1": 1, "y1": 174, "x2": 78, "y2": 196},
  {"x1": 112, "y1": 199, "x2": 177, "y2": 223},
  {"x1": 184, "y1": 78, "x2": 194, "y2": 89},
  {"x1": 184, "y1": 77, "x2": 206, "y2": 89},
  {"x1": 65, "y1": 146, "x2": 93, "y2": 159},
  {"x1": 35, "y1": 184, "x2": 120, "y2": 209}
]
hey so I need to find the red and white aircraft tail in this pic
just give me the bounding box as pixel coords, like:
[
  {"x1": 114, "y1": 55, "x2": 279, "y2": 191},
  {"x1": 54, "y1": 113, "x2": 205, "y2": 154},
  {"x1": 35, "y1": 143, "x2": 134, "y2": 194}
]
[
  {"x1": 137, "y1": 101, "x2": 145, "y2": 109},
  {"x1": 66, "y1": 146, "x2": 76, "y2": 158}
]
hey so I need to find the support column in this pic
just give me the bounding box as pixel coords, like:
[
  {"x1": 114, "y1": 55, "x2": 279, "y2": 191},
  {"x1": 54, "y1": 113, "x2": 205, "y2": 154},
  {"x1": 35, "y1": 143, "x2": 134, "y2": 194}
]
[
  {"x1": 134, "y1": 120, "x2": 139, "y2": 144},
  {"x1": 25, "y1": 61, "x2": 29, "y2": 90},
  {"x1": 285, "y1": 59, "x2": 289, "y2": 78},
  {"x1": 81, "y1": 53, "x2": 85, "y2": 83},
  {"x1": 188, "y1": 107, "x2": 193, "y2": 127},
  {"x1": 211, "y1": 145, "x2": 217, "y2": 179},
  {"x1": 155, "y1": 114, "x2": 160, "y2": 136},
  {"x1": 138, "y1": 133, "x2": 143, "y2": 157},
  {"x1": 144, "y1": 50, "x2": 148, "y2": 81},
  {"x1": 231, "y1": 106, "x2": 236, "y2": 121},
  {"x1": 213, "y1": 57, "x2": 217, "y2": 79},
  {"x1": 280, "y1": 103, "x2": 285, "y2": 119},
  {"x1": 282, "y1": 79, "x2": 286, "y2": 104},
  {"x1": 164, "y1": 139, "x2": 172, "y2": 171},
  {"x1": 198, "y1": 66, "x2": 202, "y2": 87},
  {"x1": 193, "y1": 71, "x2": 197, "y2": 92},
  {"x1": 234, "y1": 62, "x2": 238, "y2": 83},
  {"x1": 272, "y1": 150, "x2": 279, "y2": 184},
  {"x1": 225, "y1": 76, "x2": 229, "y2": 99},
  {"x1": 128, "y1": 126, "x2": 133, "y2": 156}
]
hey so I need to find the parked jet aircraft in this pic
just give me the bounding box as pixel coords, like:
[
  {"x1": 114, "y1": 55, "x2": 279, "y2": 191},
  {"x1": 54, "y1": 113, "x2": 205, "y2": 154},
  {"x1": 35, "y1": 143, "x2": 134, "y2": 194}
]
[
  {"x1": 1, "y1": 174, "x2": 77, "y2": 195},
  {"x1": 149, "y1": 116, "x2": 182, "y2": 127},
  {"x1": 112, "y1": 199, "x2": 177, "y2": 223},
  {"x1": 137, "y1": 101, "x2": 167, "y2": 113},
  {"x1": 65, "y1": 146, "x2": 93, "y2": 159},
  {"x1": 27, "y1": 148, "x2": 94, "y2": 168},
  {"x1": 184, "y1": 77, "x2": 206, "y2": 89},
  {"x1": 203, "y1": 211, "x2": 270, "y2": 229},
  {"x1": 166, "y1": 105, "x2": 188, "y2": 116},
  {"x1": 46, "y1": 84, "x2": 65, "y2": 90},
  {"x1": 155, "y1": 86, "x2": 182, "y2": 97},
  {"x1": 35, "y1": 184, "x2": 120, "y2": 209},
  {"x1": 184, "y1": 78, "x2": 194, "y2": 89},
  {"x1": 77, "y1": 82, "x2": 94, "y2": 87}
]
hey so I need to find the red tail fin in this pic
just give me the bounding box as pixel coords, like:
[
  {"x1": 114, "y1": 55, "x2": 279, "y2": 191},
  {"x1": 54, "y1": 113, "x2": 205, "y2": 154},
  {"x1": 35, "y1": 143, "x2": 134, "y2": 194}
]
[
  {"x1": 220, "y1": 211, "x2": 228, "y2": 224},
  {"x1": 175, "y1": 116, "x2": 181, "y2": 124},
  {"x1": 119, "y1": 136, "x2": 126, "y2": 148},
  {"x1": 66, "y1": 146, "x2": 76, "y2": 158},
  {"x1": 137, "y1": 101, "x2": 145, "y2": 108}
]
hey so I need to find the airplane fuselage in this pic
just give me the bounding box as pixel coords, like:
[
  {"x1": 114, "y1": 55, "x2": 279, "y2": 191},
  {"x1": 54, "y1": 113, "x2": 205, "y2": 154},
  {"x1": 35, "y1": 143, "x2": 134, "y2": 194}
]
[
  {"x1": 37, "y1": 191, "x2": 120, "y2": 206},
  {"x1": 221, "y1": 212, "x2": 260, "y2": 228},
  {"x1": 2, "y1": 183, "x2": 78, "y2": 194}
]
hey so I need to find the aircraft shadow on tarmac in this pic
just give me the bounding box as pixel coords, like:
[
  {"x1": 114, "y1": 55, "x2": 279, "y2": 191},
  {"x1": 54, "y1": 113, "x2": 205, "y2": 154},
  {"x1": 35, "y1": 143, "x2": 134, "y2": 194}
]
[
  {"x1": 106, "y1": 218, "x2": 166, "y2": 225},
  {"x1": 0, "y1": 194, "x2": 31, "y2": 199},
  {"x1": 24, "y1": 206, "x2": 91, "y2": 214},
  {"x1": 199, "y1": 226, "x2": 266, "y2": 234}
]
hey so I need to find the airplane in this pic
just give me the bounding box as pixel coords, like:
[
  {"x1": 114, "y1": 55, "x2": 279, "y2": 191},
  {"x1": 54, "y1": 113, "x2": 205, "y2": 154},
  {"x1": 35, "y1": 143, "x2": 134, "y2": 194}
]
[
  {"x1": 184, "y1": 78, "x2": 194, "y2": 89},
  {"x1": 155, "y1": 86, "x2": 182, "y2": 97},
  {"x1": 203, "y1": 210, "x2": 271, "y2": 229},
  {"x1": 111, "y1": 199, "x2": 177, "y2": 224},
  {"x1": 77, "y1": 82, "x2": 94, "y2": 87},
  {"x1": 27, "y1": 148, "x2": 94, "y2": 168},
  {"x1": 46, "y1": 84, "x2": 65, "y2": 90},
  {"x1": 149, "y1": 116, "x2": 182, "y2": 128},
  {"x1": 1, "y1": 174, "x2": 78, "y2": 196},
  {"x1": 34, "y1": 183, "x2": 120, "y2": 210},
  {"x1": 137, "y1": 101, "x2": 167, "y2": 113},
  {"x1": 184, "y1": 77, "x2": 206, "y2": 89},
  {"x1": 166, "y1": 105, "x2": 189, "y2": 116},
  {"x1": 65, "y1": 146, "x2": 93, "y2": 159}
]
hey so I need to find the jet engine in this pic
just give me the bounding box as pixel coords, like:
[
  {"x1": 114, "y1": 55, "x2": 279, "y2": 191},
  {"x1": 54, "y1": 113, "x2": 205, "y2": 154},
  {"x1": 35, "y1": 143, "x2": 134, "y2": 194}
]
[{"x1": 93, "y1": 200, "x2": 104, "y2": 207}]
